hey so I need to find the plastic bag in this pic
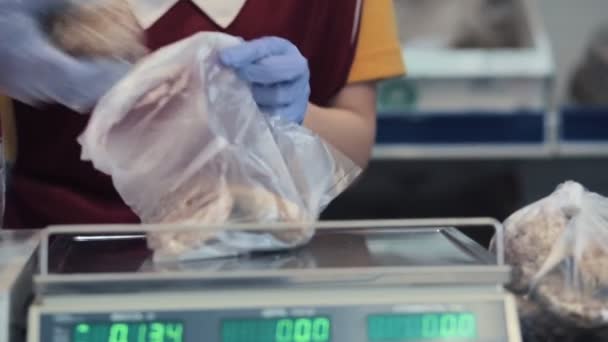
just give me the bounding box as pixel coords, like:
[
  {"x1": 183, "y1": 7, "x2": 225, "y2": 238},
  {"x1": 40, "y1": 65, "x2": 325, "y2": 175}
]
[
  {"x1": 78, "y1": 32, "x2": 360, "y2": 262},
  {"x1": 492, "y1": 181, "x2": 608, "y2": 329}
]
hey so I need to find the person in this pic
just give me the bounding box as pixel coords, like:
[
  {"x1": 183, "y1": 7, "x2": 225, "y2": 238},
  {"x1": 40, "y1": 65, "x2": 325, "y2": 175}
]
[{"x1": 0, "y1": 0, "x2": 405, "y2": 229}]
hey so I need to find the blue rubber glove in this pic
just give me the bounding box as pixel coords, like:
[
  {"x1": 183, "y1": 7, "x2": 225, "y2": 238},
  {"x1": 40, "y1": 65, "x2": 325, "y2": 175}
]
[
  {"x1": 219, "y1": 37, "x2": 310, "y2": 124},
  {"x1": 0, "y1": 1, "x2": 130, "y2": 113}
]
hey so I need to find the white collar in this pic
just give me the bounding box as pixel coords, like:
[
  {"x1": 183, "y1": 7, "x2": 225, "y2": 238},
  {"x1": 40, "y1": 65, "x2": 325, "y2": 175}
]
[{"x1": 127, "y1": 0, "x2": 248, "y2": 29}]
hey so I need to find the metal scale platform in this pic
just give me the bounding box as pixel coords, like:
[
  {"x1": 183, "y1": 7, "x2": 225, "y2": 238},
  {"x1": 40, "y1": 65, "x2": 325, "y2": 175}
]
[{"x1": 27, "y1": 219, "x2": 522, "y2": 342}]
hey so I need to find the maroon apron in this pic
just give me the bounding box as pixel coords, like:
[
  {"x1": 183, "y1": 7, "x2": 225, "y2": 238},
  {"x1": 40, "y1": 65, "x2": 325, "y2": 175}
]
[{"x1": 5, "y1": 0, "x2": 362, "y2": 230}]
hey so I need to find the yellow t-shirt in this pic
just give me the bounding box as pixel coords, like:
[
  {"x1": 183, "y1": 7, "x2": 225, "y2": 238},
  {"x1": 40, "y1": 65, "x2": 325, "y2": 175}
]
[{"x1": 348, "y1": 0, "x2": 406, "y2": 83}]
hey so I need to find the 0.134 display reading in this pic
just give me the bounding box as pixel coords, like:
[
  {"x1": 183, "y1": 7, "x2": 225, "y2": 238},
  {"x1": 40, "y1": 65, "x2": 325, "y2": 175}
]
[
  {"x1": 368, "y1": 313, "x2": 477, "y2": 341},
  {"x1": 222, "y1": 316, "x2": 331, "y2": 342},
  {"x1": 72, "y1": 322, "x2": 184, "y2": 342}
]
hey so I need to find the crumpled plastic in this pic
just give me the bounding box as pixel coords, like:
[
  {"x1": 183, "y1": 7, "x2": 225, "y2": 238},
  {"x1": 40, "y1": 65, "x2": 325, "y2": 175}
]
[
  {"x1": 491, "y1": 181, "x2": 608, "y2": 331},
  {"x1": 78, "y1": 32, "x2": 361, "y2": 262}
]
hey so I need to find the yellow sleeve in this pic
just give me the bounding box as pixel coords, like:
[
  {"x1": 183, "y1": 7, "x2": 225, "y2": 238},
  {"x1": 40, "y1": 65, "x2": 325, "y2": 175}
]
[
  {"x1": 0, "y1": 96, "x2": 17, "y2": 164},
  {"x1": 347, "y1": 0, "x2": 406, "y2": 83}
]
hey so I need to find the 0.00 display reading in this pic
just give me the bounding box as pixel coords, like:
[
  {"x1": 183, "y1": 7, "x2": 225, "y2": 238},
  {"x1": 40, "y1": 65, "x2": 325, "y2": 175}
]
[
  {"x1": 222, "y1": 316, "x2": 331, "y2": 342},
  {"x1": 368, "y1": 313, "x2": 477, "y2": 341},
  {"x1": 72, "y1": 322, "x2": 183, "y2": 342}
]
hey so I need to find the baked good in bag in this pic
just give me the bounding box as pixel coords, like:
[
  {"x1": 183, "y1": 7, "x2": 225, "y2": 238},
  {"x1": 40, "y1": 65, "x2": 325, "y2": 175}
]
[
  {"x1": 146, "y1": 181, "x2": 309, "y2": 260},
  {"x1": 495, "y1": 181, "x2": 608, "y2": 329},
  {"x1": 49, "y1": 0, "x2": 148, "y2": 62},
  {"x1": 500, "y1": 201, "x2": 567, "y2": 293},
  {"x1": 76, "y1": 32, "x2": 360, "y2": 262}
]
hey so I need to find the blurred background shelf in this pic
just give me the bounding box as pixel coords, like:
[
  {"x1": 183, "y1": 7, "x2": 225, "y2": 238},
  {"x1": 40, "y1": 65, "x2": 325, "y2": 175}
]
[
  {"x1": 376, "y1": 112, "x2": 546, "y2": 144},
  {"x1": 373, "y1": 144, "x2": 553, "y2": 160},
  {"x1": 557, "y1": 143, "x2": 608, "y2": 157},
  {"x1": 560, "y1": 106, "x2": 608, "y2": 141},
  {"x1": 376, "y1": 0, "x2": 554, "y2": 157}
]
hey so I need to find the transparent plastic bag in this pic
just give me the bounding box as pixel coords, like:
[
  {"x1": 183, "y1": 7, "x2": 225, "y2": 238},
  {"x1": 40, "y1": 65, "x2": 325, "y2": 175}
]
[
  {"x1": 78, "y1": 32, "x2": 360, "y2": 262},
  {"x1": 492, "y1": 181, "x2": 608, "y2": 328}
]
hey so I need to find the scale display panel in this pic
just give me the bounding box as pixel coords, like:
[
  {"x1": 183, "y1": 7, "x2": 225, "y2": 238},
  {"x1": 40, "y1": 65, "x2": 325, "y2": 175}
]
[
  {"x1": 66, "y1": 313, "x2": 482, "y2": 342},
  {"x1": 38, "y1": 301, "x2": 507, "y2": 342}
]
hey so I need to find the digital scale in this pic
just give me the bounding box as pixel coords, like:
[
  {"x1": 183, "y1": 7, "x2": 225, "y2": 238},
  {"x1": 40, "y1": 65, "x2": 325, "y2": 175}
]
[
  {"x1": 0, "y1": 230, "x2": 39, "y2": 342},
  {"x1": 27, "y1": 219, "x2": 522, "y2": 342}
]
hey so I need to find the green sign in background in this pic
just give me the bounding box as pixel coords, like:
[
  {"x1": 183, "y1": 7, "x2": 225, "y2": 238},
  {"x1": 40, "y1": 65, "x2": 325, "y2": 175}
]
[{"x1": 377, "y1": 78, "x2": 418, "y2": 113}]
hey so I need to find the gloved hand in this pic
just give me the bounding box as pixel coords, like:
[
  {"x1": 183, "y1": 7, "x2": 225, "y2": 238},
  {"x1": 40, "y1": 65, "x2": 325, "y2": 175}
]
[
  {"x1": 0, "y1": 1, "x2": 130, "y2": 113},
  {"x1": 219, "y1": 37, "x2": 310, "y2": 124}
]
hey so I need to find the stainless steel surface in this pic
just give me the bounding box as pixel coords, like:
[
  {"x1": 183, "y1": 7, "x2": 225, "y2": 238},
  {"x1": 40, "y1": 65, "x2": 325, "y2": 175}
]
[
  {"x1": 0, "y1": 230, "x2": 38, "y2": 289},
  {"x1": 34, "y1": 219, "x2": 508, "y2": 296},
  {"x1": 0, "y1": 230, "x2": 39, "y2": 342},
  {"x1": 38, "y1": 218, "x2": 505, "y2": 274}
]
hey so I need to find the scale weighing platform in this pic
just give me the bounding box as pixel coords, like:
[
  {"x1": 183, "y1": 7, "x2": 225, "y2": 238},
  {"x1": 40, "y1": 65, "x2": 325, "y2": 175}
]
[
  {"x1": 27, "y1": 219, "x2": 521, "y2": 342},
  {"x1": 0, "y1": 230, "x2": 39, "y2": 342}
]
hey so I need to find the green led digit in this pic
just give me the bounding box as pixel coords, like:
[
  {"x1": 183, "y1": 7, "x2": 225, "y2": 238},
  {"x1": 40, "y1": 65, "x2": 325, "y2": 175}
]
[
  {"x1": 165, "y1": 323, "x2": 183, "y2": 342},
  {"x1": 294, "y1": 319, "x2": 311, "y2": 342},
  {"x1": 276, "y1": 319, "x2": 294, "y2": 342},
  {"x1": 312, "y1": 317, "x2": 330, "y2": 342},
  {"x1": 458, "y1": 314, "x2": 477, "y2": 338},
  {"x1": 74, "y1": 324, "x2": 91, "y2": 342},
  {"x1": 137, "y1": 324, "x2": 147, "y2": 342},
  {"x1": 421, "y1": 315, "x2": 439, "y2": 339},
  {"x1": 108, "y1": 323, "x2": 129, "y2": 342},
  {"x1": 149, "y1": 323, "x2": 165, "y2": 342},
  {"x1": 440, "y1": 314, "x2": 458, "y2": 338},
  {"x1": 77, "y1": 324, "x2": 90, "y2": 334}
]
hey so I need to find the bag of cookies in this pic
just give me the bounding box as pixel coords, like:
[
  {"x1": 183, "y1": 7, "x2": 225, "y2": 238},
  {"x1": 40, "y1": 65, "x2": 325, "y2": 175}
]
[{"x1": 78, "y1": 32, "x2": 360, "y2": 262}]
